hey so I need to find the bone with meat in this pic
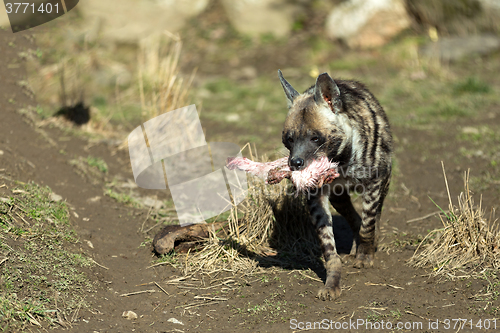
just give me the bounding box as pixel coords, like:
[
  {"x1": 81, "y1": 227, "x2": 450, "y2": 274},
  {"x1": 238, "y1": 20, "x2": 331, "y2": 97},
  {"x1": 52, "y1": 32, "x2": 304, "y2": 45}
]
[{"x1": 226, "y1": 156, "x2": 339, "y2": 192}]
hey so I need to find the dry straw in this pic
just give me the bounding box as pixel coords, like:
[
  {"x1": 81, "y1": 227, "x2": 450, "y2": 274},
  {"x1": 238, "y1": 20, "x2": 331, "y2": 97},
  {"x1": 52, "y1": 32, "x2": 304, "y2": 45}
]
[
  {"x1": 138, "y1": 31, "x2": 196, "y2": 120},
  {"x1": 409, "y1": 162, "x2": 499, "y2": 278},
  {"x1": 182, "y1": 145, "x2": 322, "y2": 275}
]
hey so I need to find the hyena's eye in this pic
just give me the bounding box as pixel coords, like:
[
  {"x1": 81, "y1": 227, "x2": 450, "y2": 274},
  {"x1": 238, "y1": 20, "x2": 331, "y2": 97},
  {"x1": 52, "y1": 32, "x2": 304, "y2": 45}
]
[
  {"x1": 287, "y1": 137, "x2": 294, "y2": 143},
  {"x1": 311, "y1": 136, "x2": 319, "y2": 143}
]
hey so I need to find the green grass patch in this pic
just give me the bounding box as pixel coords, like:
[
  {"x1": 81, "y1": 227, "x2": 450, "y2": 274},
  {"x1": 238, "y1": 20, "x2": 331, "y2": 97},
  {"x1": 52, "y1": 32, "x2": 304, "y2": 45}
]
[
  {"x1": 86, "y1": 156, "x2": 108, "y2": 174},
  {"x1": 457, "y1": 126, "x2": 500, "y2": 192},
  {"x1": 0, "y1": 181, "x2": 95, "y2": 330},
  {"x1": 104, "y1": 188, "x2": 135, "y2": 206},
  {"x1": 454, "y1": 77, "x2": 492, "y2": 95},
  {"x1": 199, "y1": 76, "x2": 287, "y2": 153}
]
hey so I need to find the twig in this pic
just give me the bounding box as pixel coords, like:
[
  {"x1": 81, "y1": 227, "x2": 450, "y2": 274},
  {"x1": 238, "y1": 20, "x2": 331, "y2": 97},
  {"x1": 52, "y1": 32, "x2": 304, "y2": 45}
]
[
  {"x1": 71, "y1": 303, "x2": 81, "y2": 323},
  {"x1": 147, "y1": 261, "x2": 177, "y2": 269},
  {"x1": 299, "y1": 271, "x2": 322, "y2": 282},
  {"x1": 175, "y1": 301, "x2": 220, "y2": 310},
  {"x1": 359, "y1": 306, "x2": 387, "y2": 311},
  {"x1": 193, "y1": 296, "x2": 228, "y2": 301},
  {"x1": 406, "y1": 210, "x2": 448, "y2": 223},
  {"x1": 90, "y1": 258, "x2": 109, "y2": 270},
  {"x1": 141, "y1": 204, "x2": 154, "y2": 233},
  {"x1": 365, "y1": 282, "x2": 404, "y2": 290},
  {"x1": 185, "y1": 301, "x2": 220, "y2": 310},
  {"x1": 441, "y1": 161, "x2": 453, "y2": 209},
  {"x1": 405, "y1": 310, "x2": 429, "y2": 320},
  {"x1": 164, "y1": 275, "x2": 193, "y2": 284},
  {"x1": 27, "y1": 312, "x2": 42, "y2": 326},
  {"x1": 143, "y1": 221, "x2": 166, "y2": 234},
  {"x1": 0, "y1": 258, "x2": 8, "y2": 266},
  {"x1": 15, "y1": 211, "x2": 30, "y2": 225},
  {"x1": 120, "y1": 290, "x2": 156, "y2": 297},
  {"x1": 196, "y1": 280, "x2": 236, "y2": 290},
  {"x1": 155, "y1": 281, "x2": 170, "y2": 296}
]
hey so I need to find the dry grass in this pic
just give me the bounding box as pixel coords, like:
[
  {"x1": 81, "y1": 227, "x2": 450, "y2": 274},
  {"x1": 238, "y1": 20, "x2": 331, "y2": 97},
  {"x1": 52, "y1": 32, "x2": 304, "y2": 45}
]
[
  {"x1": 183, "y1": 146, "x2": 321, "y2": 275},
  {"x1": 27, "y1": 28, "x2": 196, "y2": 143},
  {"x1": 409, "y1": 163, "x2": 500, "y2": 278},
  {"x1": 138, "y1": 31, "x2": 196, "y2": 120}
]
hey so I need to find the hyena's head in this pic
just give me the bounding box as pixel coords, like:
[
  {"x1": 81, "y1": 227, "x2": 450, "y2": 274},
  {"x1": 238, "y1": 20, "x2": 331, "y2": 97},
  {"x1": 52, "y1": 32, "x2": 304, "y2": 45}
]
[{"x1": 278, "y1": 70, "x2": 349, "y2": 171}]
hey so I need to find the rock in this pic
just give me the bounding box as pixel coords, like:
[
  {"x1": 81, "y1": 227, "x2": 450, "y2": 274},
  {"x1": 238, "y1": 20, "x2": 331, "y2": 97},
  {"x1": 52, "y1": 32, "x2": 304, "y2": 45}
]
[
  {"x1": 220, "y1": 0, "x2": 298, "y2": 37},
  {"x1": 50, "y1": 193, "x2": 63, "y2": 202},
  {"x1": 420, "y1": 35, "x2": 500, "y2": 61},
  {"x1": 479, "y1": 0, "x2": 500, "y2": 11},
  {"x1": 78, "y1": 0, "x2": 209, "y2": 45},
  {"x1": 167, "y1": 318, "x2": 184, "y2": 325},
  {"x1": 225, "y1": 114, "x2": 241, "y2": 122},
  {"x1": 122, "y1": 310, "x2": 138, "y2": 320},
  {"x1": 325, "y1": 0, "x2": 410, "y2": 49},
  {"x1": 462, "y1": 127, "x2": 479, "y2": 135},
  {"x1": 87, "y1": 196, "x2": 101, "y2": 203}
]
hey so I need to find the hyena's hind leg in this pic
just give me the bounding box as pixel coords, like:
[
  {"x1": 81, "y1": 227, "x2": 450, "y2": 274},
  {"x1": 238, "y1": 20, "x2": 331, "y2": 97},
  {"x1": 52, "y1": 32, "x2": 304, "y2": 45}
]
[
  {"x1": 308, "y1": 194, "x2": 342, "y2": 300},
  {"x1": 355, "y1": 175, "x2": 391, "y2": 268},
  {"x1": 329, "y1": 191, "x2": 362, "y2": 256}
]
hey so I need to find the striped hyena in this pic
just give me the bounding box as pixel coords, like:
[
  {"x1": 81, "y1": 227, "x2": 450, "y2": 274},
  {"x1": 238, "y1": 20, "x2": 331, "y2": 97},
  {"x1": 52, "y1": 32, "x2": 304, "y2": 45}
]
[{"x1": 278, "y1": 70, "x2": 393, "y2": 300}]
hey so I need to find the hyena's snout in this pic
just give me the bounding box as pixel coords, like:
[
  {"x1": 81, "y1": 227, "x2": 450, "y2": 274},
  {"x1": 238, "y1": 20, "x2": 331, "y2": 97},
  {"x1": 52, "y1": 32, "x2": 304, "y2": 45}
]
[{"x1": 289, "y1": 157, "x2": 305, "y2": 171}]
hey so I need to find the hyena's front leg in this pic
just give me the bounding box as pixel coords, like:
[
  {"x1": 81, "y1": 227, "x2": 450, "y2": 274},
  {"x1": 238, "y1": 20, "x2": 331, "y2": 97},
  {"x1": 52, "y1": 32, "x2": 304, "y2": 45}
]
[
  {"x1": 355, "y1": 176, "x2": 390, "y2": 268},
  {"x1": 308, "y1": 193, "x2": 341, "y2": 300},
  {"x1": 329, "y1": 191, "x2": 362, "y2": 256}
]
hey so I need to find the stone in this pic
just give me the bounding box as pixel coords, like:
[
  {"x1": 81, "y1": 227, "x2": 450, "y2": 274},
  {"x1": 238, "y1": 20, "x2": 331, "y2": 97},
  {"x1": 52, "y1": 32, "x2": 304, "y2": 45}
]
[
  {"x1": 420, "y1": 35, "x2": 500, "y2": 62},
  {"x1": 50, "y1": 193, "x2": 63, "y2": 202},
  {"x1": 479, "y1": 0, "x2": 500, "y2": 11},
  {"x1": 78, "y1": 0, "x2": 209, "y2": 45},
  {"x1": 122, "y1": 310, "x2": 138, "y2": 320},
  {"x1": 325, "y1": 0, "x2": 411, "y2": 49},
  {"x1": 220, "y1": 0, "x2": 298, "y2": 37},
  {"x1": 167, "y1": 318, "x2": 184, "y2": 325}
]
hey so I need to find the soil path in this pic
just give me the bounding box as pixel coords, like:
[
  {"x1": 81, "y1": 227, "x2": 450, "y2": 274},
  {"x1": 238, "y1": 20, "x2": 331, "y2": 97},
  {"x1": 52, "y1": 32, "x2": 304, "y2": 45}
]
[{"x1": 0, "y1": 29, "x2": 172, "y2": 332}]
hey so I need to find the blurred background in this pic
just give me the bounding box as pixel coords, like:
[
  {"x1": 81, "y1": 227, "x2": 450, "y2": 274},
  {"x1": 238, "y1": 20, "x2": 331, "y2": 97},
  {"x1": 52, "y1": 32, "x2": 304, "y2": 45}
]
[{"x1": 4, "y1": 0, "x2": 500, "y2": 193}]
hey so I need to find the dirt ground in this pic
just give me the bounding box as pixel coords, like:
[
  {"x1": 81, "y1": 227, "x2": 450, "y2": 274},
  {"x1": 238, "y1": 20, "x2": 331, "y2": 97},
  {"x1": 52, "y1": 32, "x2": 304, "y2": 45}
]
[{"x1": 2, "y1": 10, "x2": 500, "y2": 333}]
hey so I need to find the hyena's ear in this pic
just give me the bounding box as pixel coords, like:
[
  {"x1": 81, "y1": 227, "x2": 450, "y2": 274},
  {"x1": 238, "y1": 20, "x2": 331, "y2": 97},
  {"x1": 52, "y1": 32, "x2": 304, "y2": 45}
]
[
  {"x1": 314, "y1": 73, "x2": 342, "y2": 114},
  {"x1": 278, "y1": 69, "x2": 299, "y2": 108}
]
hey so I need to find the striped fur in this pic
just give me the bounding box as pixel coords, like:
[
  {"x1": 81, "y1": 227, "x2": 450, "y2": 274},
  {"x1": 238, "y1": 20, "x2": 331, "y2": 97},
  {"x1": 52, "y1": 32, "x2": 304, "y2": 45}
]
[{"x1": 278, "y1": 70, "x2": 393, "y2": 300}]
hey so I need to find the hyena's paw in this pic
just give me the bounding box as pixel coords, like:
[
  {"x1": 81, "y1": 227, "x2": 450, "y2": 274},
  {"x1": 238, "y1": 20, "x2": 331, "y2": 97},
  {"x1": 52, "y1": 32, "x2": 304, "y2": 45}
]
[
  {"x1": 353, "y1": 242, "x2": 375, "y2": 268},
  {"x1": 317, "y1": 286, "x2": 341, "y2": 301},
  {"x1": 353, "y1": 252, "x2": 374, "y2": 269}
]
